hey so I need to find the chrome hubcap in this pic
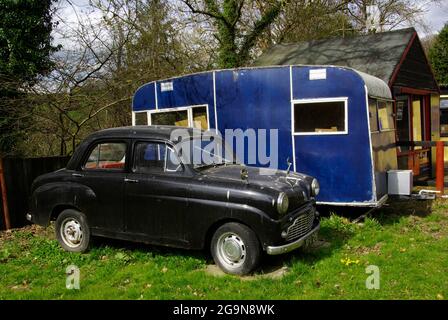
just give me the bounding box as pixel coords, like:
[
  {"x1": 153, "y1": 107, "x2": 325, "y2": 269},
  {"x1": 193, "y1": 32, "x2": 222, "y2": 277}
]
[
  {"x1": 216, "y1": 232, "x2": 246, "y2": 269},
  {"x1": 60, "y1": 218, "x2": 83, "y2": 248}
]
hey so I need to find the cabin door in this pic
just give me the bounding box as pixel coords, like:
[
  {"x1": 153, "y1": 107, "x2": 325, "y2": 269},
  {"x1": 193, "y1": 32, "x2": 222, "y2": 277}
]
[
  {"x1": 396, "y1": 97, "x2": 411, "y2": 150},
  {"x1": 396, "y1": 94, "x2": 431, "y2": 177}
]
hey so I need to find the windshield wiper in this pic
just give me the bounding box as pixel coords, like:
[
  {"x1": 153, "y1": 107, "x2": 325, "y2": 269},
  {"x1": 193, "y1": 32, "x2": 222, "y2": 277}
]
[
  {"x1": 193, "y1": 146, "x2": 233, "y2": 164},
  {"x1": 195, "y1": 161, "x2": 230, "y2": 170}
]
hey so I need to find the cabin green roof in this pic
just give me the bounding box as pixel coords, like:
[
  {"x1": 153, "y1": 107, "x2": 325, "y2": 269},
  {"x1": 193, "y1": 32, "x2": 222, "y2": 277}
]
[{"x1": 254, "y1": 28, "x2": 417, "y2": 85}]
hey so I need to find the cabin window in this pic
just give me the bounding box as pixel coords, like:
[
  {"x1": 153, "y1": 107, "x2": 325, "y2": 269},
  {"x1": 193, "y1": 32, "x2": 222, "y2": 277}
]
[
  {"x1": 378, "y1": 100, "x2": 394, "y2": 131},
  {"x1": 83, "y1": 142, "x2": 126, "y2": 170},
  {"x1": 134, "y1": 112, "x2": 148, "y2": 125},
  {"x1": 293, "y1": 98, "x2": 347, "y2": 134},
  {"x1": 152, "y1": 110, "x2": 189, "y2": 127},
  {"x1": 368, "y1": 98, "x2": 379, "y2": 132},
  {"x1": 440, "y1": 98, "x2": 448, "y2": 137}
]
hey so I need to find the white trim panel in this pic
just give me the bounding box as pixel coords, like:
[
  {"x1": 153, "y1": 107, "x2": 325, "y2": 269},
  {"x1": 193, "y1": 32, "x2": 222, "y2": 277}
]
[
  {"x1": 289, "y1": 66, "x2": 297, "y2": 172},
  {"x1": 213, "y1": 71, "x2": 218, "y2": 133},
  {"x1": 317, "y1": 195, "x2": 388, "y2": 208},
  {"x1": 365, "y1": 85, "x2": 377, "y2": 202},
  {"x1": 154, "y1": 82, "x2": 158, "y2": 110}
]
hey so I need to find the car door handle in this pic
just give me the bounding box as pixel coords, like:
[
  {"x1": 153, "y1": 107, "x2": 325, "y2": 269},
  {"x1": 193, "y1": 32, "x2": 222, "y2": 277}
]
[
  {"x1": 72, "y1": 173, "x2": 84, "y2": 177},
  {"x1": 124, "y1": 178, "x2": 139, "y2": 183}
]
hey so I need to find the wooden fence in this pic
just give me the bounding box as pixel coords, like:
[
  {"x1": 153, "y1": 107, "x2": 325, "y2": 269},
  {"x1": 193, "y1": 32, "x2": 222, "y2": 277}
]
[{"x1": 0, "y1": 156, "x2": 70, "y2": 230}]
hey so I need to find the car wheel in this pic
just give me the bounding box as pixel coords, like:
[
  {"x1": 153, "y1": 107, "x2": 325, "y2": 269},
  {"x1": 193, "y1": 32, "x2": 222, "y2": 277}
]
[
  {"x1": 55, "y1": 209, "x2": 91, "y2": 253},
  {"x1": 211, "y1": 222, "x2": 261, "y2": 275}
]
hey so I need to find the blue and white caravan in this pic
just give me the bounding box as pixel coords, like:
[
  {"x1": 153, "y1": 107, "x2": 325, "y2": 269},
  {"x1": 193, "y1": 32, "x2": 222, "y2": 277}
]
[{"x1": 132, "y1": 65, "x2": 398, "y2": 207}]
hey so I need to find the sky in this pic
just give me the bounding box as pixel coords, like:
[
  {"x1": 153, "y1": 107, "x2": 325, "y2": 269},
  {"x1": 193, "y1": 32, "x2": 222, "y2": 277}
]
[
  {"x1": 419, "y1": 0, "x2": 448, "y2": 36},
  {"x1": 55, "y1": 0, "x2": 448, "y2": 46}
]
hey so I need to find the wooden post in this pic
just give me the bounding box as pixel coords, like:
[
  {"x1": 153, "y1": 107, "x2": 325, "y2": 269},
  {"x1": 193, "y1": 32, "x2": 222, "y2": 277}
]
[
  {"x1": 0, "y1": 157, "x2": 11, "y2": 230},
  {"x1": 436, "y1": 141, "x2": 444, "y2": 195}
]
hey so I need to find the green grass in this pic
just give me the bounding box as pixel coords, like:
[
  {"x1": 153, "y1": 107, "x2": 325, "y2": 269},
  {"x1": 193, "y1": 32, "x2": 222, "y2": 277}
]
[{"x1": 1, "y1": 198, "x2": 447, "y2": 300}]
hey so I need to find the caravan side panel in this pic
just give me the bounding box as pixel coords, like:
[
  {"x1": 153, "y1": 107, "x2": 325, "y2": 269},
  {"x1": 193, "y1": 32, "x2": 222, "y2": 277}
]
[
  {"x1": 156, "y1": 74, "x2": 213, "y2": 110},
  {"x1": 133, "y1": 83, "x2": 156, "y2": 111},
  {"x1": 291, "y1": 67, "x2": 374, "y2": 204},
  {"x1": 215, "y1": 67, "x2": 293, "y2": 169}
]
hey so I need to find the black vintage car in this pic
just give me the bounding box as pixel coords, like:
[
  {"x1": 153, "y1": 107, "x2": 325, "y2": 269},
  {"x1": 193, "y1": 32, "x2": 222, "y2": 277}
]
[{"x1": 27, "y1": 126, "x2": 320, "y2": 275}]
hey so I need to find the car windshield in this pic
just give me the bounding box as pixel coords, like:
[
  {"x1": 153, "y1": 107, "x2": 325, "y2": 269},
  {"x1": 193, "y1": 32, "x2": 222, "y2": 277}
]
[{"x1": 175, "y1": 136, "x2": 237, "y2": 169}]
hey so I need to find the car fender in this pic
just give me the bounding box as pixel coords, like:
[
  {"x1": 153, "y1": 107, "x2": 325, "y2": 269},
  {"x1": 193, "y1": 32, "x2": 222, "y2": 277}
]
[
  {"x1": 31, "y1": 182, "x2": 97, "y2": 226},
  {"x1": 186, "y1": 197, "x2": 279, "y2": 249}
]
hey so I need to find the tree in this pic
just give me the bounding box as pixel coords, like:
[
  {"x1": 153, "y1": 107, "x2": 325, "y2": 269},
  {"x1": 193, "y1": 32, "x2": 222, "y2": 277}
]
[
  {"x1": 429, "y1": 23, "x2": 448, "y2": 86},
  {"x1": 181, "y1": 0, "x2": 284, "y2": 68},
  {"x1": 264, "y1": 0, "x2": 356, "y2": 47},
  {"x1": 15, "y1": 0, "x2": 192, "y2": 157},
  {"x1": 89, "y1": 0, "x2": 191, "y2": 141},
  {"x1": 21, "y1": 1, "x2": 134, "y2": 156},
  {"x1": 344, "y1": 0, "x2": 439, "y2": 33},
  {"x1": 0, "y1": 0, "x2": 59, "y2": 155}
]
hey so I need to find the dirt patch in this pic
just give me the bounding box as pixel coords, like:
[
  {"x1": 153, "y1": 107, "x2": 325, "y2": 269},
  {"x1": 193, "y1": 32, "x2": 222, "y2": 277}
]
[
  {"x1": 203, "y1": 264, "x2": 289, "y2": 280},
  {"x1": 381, "y1": 199, "x2": 433, "y2": 219},
  {"x1": 0, "y1": 224, "x2": 53, "y2": 243},
  {"x1": 307, "y1": 239, "x2": 331, "y2": 250},
  {"x1": 350, "y1": 243, "x2": 382, "y2": 256},
  {"x1": 402, "y1": 211, "x2": 448, "y2": 239}
]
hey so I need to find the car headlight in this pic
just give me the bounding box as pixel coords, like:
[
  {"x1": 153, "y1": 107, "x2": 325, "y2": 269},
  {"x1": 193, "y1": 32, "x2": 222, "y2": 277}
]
[
  {"x1": 311, "y1": 179, "x2": 320, "y2": 197},
  {"x1": 277, "y1": 192, "x2": 289, "y2": 215}
]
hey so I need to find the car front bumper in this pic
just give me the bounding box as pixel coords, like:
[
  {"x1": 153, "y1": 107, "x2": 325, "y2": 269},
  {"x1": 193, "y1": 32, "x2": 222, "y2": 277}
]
[{"x1": 265, "y1": 222, "x2": 320, "y2": 255}]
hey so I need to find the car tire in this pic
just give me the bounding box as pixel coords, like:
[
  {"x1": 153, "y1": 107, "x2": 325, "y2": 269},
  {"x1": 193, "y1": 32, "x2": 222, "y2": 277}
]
[
  {"x1": 55, "y1": 209, "x2": 91, "y2": 253},
  {"x1": 211, "y1": 222, "x2": 261, "y2": 275}
]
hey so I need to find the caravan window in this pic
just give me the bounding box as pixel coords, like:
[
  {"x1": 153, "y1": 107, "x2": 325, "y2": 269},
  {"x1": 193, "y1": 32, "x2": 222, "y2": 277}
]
[
  {"x1": 192, "y1": 107, "x2": 208, "y2": 130},
  {"x1": 293, "y1": 98, "x2": 347, "y2": 134},
  {"x1": 368, "y1": 98, "x2": 379, "y2": 132},
  {"x1": 152, "y1": 110, "x2": 189, "y2": 127},
  {"x1": 378, "y1": 100, "x2": 394, "y2": 131},
  {"x1": 149, "y1": 105, "x2": 209, "y2": 129},
  {"x1": 134, "y1": 112, "x2": 148, "y2": 125}
]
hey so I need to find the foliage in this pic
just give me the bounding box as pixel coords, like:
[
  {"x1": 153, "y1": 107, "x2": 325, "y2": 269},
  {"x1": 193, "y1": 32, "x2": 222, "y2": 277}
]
[
  {"x1": 0, "y1": 0, "x2": 59, "y2": 82},
  {"x1": 181, "y1": 0, "x2": 284, "y2": 68},
  {"x1": 344, "y1": 0, "x2": 436, "y2": 33},
  {"x1": 12, "y1": 0, "x2": 197, "y2": 156},
  {"x1": 429, "y1": 23, "x2": 448, "y2": 86},
  {"x1": 268, "y1": 1, "x2": 357, "y2": 45},
  {"x1": 0, "y1": 0, "x2": 59, "y2": 155}
]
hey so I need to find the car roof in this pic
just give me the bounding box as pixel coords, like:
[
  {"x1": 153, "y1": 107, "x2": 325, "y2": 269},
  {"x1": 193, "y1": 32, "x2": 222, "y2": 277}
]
[{"x1": 87, "y1": 125, "x2": 197, "y2": 141}]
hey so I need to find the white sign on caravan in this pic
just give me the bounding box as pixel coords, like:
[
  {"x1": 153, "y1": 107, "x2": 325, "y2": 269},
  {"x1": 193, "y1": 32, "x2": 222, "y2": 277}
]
[
  {"x1": 309, "y1": 69, "x2": 327, "y2": 80},
  {"x1": 161, "y1": 81, "x2": 174, "y2": 92}
]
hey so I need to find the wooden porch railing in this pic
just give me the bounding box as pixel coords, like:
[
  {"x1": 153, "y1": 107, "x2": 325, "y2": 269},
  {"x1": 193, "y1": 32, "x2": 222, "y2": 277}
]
[{"x1": 396, "y1": 141, "x2": 446, "y2": 194}]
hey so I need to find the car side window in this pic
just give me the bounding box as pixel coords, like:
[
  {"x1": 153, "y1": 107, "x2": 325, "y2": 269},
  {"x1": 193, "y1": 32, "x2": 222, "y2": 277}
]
[
  {"x1": 83, "y1": 142, "x2": 126, "y2": 170},
  {"x1": 133, "y1": 142, "x2": 182, "y2": 174}
]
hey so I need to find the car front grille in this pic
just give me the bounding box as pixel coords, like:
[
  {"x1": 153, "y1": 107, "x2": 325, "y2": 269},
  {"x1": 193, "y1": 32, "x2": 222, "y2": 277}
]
[{"x1": 285, "y1": 210, "x2": 315, "y2": 242}]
